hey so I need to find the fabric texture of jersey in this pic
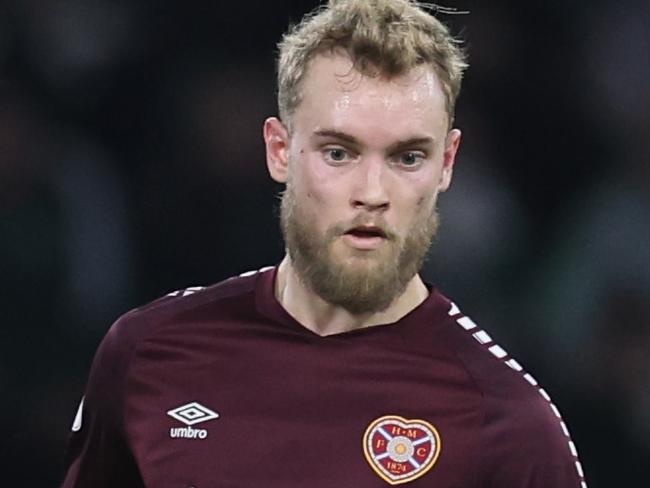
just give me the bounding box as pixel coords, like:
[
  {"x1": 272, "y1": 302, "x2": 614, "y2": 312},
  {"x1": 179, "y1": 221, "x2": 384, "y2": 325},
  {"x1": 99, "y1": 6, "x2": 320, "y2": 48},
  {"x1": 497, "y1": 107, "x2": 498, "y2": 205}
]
[{"x1": 61, "y1": 266, "x2": 586, "y2": 487}]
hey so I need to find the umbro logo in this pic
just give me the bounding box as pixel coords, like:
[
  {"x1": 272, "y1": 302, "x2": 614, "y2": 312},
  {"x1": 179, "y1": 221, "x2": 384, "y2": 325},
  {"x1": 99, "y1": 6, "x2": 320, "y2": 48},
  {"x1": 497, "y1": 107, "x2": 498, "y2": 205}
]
[
  {"x1": 168, "y1": 402, "x2": 219, "y2": 425},
  {"x1": 167, "y1": 402, "x2": 219, "y2": 440}
]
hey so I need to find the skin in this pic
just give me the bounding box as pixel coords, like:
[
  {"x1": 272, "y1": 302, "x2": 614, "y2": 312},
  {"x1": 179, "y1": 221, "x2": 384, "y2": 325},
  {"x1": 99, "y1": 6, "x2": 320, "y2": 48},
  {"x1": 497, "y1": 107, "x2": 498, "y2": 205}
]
[{"x1": 263, "y1": 52, "x2": 461, "y2": 336}]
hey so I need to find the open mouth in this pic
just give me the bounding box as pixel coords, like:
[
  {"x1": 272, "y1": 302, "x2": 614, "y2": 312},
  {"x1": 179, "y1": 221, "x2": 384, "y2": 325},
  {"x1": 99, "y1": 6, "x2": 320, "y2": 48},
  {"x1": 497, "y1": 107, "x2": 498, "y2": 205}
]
[{"x1": 344, "y1": 226, "x2": 387, "y2": 239}]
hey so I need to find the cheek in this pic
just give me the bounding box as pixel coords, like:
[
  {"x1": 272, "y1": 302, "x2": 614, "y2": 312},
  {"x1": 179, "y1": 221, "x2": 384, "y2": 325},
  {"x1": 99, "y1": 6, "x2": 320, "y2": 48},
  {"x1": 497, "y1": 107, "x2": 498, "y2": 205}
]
[
  {"x1": 413, "y1": 168, "x2": 441, "y2": 208},
  {"x1": 395, "y1": 188, "x2": 437, "y2": 230},
  {"x1": 412, "y1": 194, "x2": 432, "y2": 218},
  {"x1": 295, "y1": 154, "x2": 346, "y2": 204},
  {"x1": 416, "y1": 192, "x2": 438, "y2": 209},
  {"x1": 401, "y1": 171, "x2": 437, "y2": 206}
]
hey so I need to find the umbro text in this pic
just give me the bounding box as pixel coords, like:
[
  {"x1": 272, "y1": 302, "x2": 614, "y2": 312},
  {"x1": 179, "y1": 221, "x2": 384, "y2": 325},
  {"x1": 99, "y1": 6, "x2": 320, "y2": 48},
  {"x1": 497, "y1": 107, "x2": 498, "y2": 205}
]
[{"x1": 169, "y1": 426, "x2": 208, "y2": 439}]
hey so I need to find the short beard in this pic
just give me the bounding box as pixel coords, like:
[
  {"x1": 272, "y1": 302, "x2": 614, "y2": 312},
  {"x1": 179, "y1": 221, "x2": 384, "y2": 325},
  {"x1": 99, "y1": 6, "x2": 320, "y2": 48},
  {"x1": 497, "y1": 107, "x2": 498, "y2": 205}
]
[{"x1": 279, "y1": 182, "x2": 439, "y2": 315}]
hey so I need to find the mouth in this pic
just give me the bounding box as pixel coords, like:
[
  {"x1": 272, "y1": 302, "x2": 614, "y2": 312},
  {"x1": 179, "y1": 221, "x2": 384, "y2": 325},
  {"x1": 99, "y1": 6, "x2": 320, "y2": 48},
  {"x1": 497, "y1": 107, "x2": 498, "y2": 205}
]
[
  {"x1": 344, "y1": 225, "x2": 388, "y2": 239},
  {"x1": 341, "y1": 225, "x2": 388, "y2": 250}
]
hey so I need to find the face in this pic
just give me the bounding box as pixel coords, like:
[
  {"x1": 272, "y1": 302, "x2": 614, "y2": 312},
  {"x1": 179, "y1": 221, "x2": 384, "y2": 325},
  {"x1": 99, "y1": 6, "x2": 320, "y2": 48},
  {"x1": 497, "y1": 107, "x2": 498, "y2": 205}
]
[{"x1": 265, "y1": 53, "x2": 461, "y2": 314}]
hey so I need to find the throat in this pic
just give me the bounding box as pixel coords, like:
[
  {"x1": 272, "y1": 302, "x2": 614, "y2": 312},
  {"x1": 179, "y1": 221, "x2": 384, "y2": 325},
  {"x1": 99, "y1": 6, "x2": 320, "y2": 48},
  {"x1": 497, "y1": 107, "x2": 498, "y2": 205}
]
[{"x1": 274, "y1": 256, "x2": 429, "y2": 336}]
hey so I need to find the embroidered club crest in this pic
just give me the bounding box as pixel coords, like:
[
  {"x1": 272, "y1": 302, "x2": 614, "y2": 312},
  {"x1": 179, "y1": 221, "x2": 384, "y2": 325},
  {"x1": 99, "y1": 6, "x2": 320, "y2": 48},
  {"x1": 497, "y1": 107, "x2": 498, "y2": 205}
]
[{"x1": 363, "y1": 415, "x2": 441, "y2": 485}]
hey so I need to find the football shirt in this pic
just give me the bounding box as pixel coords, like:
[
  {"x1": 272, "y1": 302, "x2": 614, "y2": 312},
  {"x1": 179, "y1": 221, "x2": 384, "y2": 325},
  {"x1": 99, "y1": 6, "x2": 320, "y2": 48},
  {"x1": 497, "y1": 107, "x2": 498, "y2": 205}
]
[{"x1": 62, "y1": 266, "x2": 586, "y2": 487}]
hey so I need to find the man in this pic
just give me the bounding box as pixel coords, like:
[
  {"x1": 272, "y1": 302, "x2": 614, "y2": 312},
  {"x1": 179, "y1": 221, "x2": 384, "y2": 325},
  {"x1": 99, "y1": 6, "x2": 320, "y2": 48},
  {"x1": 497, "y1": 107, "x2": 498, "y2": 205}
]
[{"x1": 61, "y1": 1, "x2": 587, "y2": 486}]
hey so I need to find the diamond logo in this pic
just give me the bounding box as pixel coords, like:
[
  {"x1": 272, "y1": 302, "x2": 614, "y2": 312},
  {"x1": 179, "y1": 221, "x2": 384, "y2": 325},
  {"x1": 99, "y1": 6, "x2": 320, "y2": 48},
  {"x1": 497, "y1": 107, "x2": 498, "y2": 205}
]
[{"x1": 167, "y1": 402, "x2": 220, "y2": 426}]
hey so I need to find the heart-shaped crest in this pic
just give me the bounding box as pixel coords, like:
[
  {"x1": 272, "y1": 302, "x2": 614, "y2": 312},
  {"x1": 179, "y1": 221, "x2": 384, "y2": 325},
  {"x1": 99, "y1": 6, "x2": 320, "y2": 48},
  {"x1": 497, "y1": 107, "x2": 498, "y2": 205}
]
[{"x1": 362, "y1": 415, "x2": 441, "y2": 485}]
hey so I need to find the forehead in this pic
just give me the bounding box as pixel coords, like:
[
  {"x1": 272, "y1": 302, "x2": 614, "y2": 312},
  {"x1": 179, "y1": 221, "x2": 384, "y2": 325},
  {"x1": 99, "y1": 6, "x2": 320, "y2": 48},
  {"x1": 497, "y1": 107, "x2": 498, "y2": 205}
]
[{"x1": 294, "y1": 53, "x2": 448, "y2": 139}]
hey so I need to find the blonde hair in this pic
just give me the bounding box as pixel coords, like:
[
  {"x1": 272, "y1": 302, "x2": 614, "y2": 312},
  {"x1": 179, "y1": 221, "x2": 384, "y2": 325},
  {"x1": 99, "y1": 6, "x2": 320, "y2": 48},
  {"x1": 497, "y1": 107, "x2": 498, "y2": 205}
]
[{"x1": 277, "y1": 0, "x2": 468, "y2": 129}]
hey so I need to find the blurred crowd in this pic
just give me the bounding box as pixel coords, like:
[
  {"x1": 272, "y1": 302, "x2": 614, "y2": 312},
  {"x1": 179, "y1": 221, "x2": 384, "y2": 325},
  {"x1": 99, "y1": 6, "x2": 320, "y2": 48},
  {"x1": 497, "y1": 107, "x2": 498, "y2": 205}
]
[{"x1": 0, "y1": 1, "x2": 648, "y2": 485}]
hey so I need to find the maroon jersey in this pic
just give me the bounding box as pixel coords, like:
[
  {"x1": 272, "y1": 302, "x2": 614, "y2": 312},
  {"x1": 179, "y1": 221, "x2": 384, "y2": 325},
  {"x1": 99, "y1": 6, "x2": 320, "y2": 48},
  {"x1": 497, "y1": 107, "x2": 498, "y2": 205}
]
[{"x1": 61, "y1": 266, "x2": 586, "y2": 487}]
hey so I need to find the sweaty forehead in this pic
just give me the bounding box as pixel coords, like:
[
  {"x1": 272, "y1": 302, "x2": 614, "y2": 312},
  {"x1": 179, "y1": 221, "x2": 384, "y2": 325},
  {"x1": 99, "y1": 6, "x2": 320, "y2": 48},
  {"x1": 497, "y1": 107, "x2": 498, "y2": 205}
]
[{"x1": 295, "y1": 53, "x2": 448, "y2": 135}]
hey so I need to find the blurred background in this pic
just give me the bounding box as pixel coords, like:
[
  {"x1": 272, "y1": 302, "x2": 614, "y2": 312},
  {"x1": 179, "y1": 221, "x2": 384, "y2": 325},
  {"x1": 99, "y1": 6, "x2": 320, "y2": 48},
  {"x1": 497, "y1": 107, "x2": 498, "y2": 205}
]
[{"x1": 1, "y1": 0, "x2": 648, "y2": 485}]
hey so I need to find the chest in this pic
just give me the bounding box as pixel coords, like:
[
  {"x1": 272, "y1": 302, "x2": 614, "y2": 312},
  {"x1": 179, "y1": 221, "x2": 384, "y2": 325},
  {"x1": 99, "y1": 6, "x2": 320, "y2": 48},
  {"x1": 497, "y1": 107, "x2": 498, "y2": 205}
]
[{"x1": 124, "y1": 327, "x2": 483, "y2": 487}]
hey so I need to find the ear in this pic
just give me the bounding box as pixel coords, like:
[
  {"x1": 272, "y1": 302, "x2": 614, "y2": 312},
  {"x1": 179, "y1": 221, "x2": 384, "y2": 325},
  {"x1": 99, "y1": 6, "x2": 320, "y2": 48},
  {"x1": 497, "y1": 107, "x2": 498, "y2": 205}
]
[
  {"x1": 263, "y1": 117, "x2": 290, "y2": 183},
  {"x1": 438, "y1": 128, "x2": 461, "y2": 192}
]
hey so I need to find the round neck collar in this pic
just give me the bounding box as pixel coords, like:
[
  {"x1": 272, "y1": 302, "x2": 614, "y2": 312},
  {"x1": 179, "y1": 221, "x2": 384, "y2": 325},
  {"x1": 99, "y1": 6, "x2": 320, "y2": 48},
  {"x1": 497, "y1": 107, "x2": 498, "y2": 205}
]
[{"x1": 254, "y1": 265, "x2": 451, "y2": 339}]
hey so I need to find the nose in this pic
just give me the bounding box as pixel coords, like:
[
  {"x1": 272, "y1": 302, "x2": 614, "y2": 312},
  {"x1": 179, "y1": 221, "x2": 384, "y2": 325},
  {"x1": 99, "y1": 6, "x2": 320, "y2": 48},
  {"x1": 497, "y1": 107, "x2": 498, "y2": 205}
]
[{"x1": 350, "y1": 155, "x2": 390, "y2": 212}]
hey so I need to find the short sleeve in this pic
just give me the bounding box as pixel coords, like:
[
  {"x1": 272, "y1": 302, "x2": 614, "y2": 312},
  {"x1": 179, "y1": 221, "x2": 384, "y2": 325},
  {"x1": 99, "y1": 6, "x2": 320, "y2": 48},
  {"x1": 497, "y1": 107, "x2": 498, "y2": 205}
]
[
  {"x1": 60, "y1": 318, "x2": 144, "y2": 488},
  {"x1": 478, "y1": 388, "x2": 584, "y2": 488}
]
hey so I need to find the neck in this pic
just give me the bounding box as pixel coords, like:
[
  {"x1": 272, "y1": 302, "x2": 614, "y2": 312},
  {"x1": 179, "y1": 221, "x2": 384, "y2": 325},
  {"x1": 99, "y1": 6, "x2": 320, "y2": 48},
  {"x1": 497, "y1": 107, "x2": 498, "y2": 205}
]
[{"x1": 274, "y1": 255, "x2": 429, "y2": 336}]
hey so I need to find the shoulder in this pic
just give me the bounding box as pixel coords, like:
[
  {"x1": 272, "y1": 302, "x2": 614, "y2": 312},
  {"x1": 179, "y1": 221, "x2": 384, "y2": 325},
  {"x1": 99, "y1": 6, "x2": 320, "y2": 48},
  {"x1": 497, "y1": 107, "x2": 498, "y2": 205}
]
[
  {"x1": 104, "y1": 266, "x2": 272, "y2": 353},
  {"x1": 443, "y1": 300, "x2": 563, "y2": 425},
  {"x1": 60, "y1": 267, "x2": 275, "y2": 488},
  {"x1": 440, "y1": 298, "x2": 584, "y2": 486},
  {"x1": 84, "y1": 266, "x2": 273, "y2": 410}
]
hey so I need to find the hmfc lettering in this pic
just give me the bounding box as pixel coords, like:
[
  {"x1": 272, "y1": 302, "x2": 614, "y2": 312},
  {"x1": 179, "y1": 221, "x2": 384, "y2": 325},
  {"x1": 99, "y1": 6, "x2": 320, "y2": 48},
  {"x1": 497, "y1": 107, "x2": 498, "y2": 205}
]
[{"x1": 389, "y1": 426, "x2": 420, "y2": 439}]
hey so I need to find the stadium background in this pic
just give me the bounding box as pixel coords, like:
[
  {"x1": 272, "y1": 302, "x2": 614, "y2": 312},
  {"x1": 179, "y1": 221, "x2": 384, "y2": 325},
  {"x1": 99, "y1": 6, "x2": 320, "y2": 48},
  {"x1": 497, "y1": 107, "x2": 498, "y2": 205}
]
[{"x1": 1, "y1": 0, "x2": 648, "y2": 485}]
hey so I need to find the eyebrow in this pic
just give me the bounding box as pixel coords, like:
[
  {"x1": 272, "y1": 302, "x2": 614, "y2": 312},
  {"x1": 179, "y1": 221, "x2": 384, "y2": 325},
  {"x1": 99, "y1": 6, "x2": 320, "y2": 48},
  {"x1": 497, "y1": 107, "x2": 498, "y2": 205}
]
[
  {"x1": 313, "y1": 129, "x2": 358, "y2": 145},
  {"x1": 312, "y1": 129, "x2": 435, "y2": 152}
]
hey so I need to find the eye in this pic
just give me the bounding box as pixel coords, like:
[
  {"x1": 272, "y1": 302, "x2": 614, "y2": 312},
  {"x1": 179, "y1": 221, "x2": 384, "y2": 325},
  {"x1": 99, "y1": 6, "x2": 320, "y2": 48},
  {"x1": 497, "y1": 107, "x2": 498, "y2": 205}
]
[
  {"x1": 397, "y1": 151, "x2": 426, "y2": 168},
  {"x1": 323, "y1": 147, "x2": 352, "y2": 164}
]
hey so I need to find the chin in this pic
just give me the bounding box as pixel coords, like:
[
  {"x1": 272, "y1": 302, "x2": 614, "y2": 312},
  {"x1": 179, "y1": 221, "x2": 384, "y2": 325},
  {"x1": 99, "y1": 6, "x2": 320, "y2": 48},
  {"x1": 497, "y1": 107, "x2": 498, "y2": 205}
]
[{"x1": 335, "y1": 246, "x2": 396, "y2": 274}]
